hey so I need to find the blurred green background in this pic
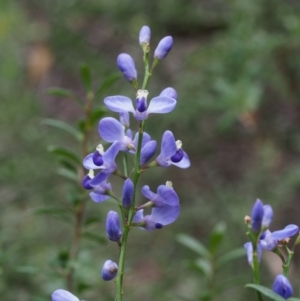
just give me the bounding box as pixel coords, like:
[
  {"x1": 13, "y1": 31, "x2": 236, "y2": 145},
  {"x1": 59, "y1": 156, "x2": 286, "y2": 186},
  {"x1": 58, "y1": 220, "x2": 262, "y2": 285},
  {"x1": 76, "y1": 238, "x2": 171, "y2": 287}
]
[{"x1": 2, "y1": 0, "x2": 300, "y2": 300}]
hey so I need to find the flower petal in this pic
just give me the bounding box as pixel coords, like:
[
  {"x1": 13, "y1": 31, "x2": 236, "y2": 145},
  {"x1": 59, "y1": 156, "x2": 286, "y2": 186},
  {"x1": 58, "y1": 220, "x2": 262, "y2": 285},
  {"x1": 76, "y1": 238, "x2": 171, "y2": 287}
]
[
  {"x1": 142, "y1": 185, "x2": 156, "y2": 200},
  {"x1": 272, "y1": 274, "x2": 293, "y2": 299},
  {"x1": 159, "y1": 87, "x2": 177, "y2": 100},
  {"x1": 104, "y1": 96, "x2": 135, "y2": 113},
  {"x1": 271, "y1": 224, "x2": 299, "y2": 241},
  {"x1": 89, "y1": 170, "x2": 111, "y2": 187},
  {"x1": 157, "y1": 185, "x2": 179, "y2": 206},
  {"x1": 51, "y1": 289, "x2": 79, "y2": 301},
  {"x1": 262, "y1": 205, "x2": 273, "y2": 228},
  {"x1": 83, "y1": 153, "x2": 101, "y2": 170},
  {"x1": 160, "y1": 130, "x2": 177, "y2": 158},
  {"x1": 133, "y1": 209, "x2": 144, "y2": 223},
  {"x1": 171, "y1": 151, "x2": 190, "y2": 168},
  {"x1": 99, "y1": 117, "x2": 124, "y2": 142},
  {"x1": 90, "y1": 192, "x2": 110, "y2": 203},
  {"x1": 140, "y1": 140, "x2": 157, "y2": 165},
  {"x1": 150, "y1": 204, "x2": 180, "y2": 225},
  {"x1": 147, "y1": 96, "x2": 176, "y2": 114},
  {"x1": 102, "y1": 141, "x2": 120, "y2": 167}
]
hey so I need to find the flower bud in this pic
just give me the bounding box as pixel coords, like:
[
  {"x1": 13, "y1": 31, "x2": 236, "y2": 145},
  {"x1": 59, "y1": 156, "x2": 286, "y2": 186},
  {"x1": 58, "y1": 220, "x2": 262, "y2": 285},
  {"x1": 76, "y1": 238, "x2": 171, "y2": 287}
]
[
  {"x1": 140, "y1": 140, "x2": 157, "y2": 166},
  {"x1": 117, "y1": 53, "x2": 137, "y2": 82},
  {"x1": 139, "y1": 25, "x2": 151, "y2": 45},
  {"x1": 154, "y1": 36, "x2": 173, "y2": 60},
  {"x1": 251, "y1": 199, "x2": 264, "y2": 232},
  {"x1": 106, "y1": 211, "x2": 122, "y2": 242},
  {"x1": 101, "y1": 259, "x2": 118, "y2": 281},
  {"x1": 272, "y1": 274, "x2": 293, "y2": 299},
  {"x1": 52, "y1": 289, "x2": 79, "y2": 301},
  {"x1": 122, "y1": 178, "x2": 134, "y2": 208},
  {"x1": 160, "y1": 87, "x2": 177, "y2": 100}
]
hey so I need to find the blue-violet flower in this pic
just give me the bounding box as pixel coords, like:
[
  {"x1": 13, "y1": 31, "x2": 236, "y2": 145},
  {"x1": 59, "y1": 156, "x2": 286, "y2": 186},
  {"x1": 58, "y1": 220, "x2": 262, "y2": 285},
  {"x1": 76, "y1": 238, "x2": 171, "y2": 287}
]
[
  {"x1": 102, "y1": 260, "x2": 118, "y2": 281},
  {"x1": 122, "y1": 178, "x2": 134, "y2": 208},
  {"x1": 134, "y1": 181, "x2": 180, "y2": 231},
  {"x1": 154, "y1": 36, "x2": 173, "y2": 60},
  {"x1": 156, "y1": 130, "x2": 190, "y2": 168},
  {"x1": 106, "y1": 211, "x2": 122, "y2": 242},
  {"x1": 104, "y1": 89, "x2": 177, "y2": 121},
  {"x1": 139, "y1": 25, "x2": 151, "y2": 45},
  {"x1": 272, "y1": 274, "x2": 293, "y2": 299},
  {"x1": 117, "y1": 53, "x2": 137, "y2": 82},
  {"x1": 51, "y1": 289, "x2": 79, "y2": 301}
]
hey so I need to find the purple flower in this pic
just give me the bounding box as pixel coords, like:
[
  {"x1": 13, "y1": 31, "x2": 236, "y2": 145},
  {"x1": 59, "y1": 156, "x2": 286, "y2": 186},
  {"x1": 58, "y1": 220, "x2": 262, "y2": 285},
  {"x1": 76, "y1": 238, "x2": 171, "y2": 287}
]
[
  {"x1": 51, "y1": 289, "x2": 79, "y2": 301},
  {"x1": 251, "y1": 199, "x2": 264, "y2": 232},
  {"x1": 106, "y1": 211, "x2": 122, "y2": 242},
  {"x1": 83, "y1": 141, "x2": 120, "y2": 171},
  {"x1": 260, "y1": 225, "x2": 299, "y2": 251},
  {"x1": 156, "y1": 130, "x2": 190, "y2": 168},
  {"x1": 132, "y1": 131, "x2": 157, "y2": 165},
  {"x1": 117, "y1": 53, "x2": 137, "y2": 82},
  {"x1": 244, "y1": 242, "x2": 262, "y2": 265},
  {"x1": 133, "y1": 181, "x2": 180, "y2": 231},
  {"x1": 160, "y1": 87, "x2": 178, "y2": 100},
  {"x1": 139, "y1": 25, "x2": 151, "y2": 45},
  {"x1": 272, "y1": 274, "x2": 293, "y2": 299},
  {"x1": 154, "y1": 36, "x2": 173, "y2": 60},
  {"x1": 104, "y1": 89, "x2": 177, "y2": 121},
  {"x1": 98, "y1": 117, "x2": 134, "y2": 151},
  {"x1": 122, "y1": 178, "x2": 134, "y2": 208},
  {"x1": 88, "y1": 171, "x2": 112, "y2": 203},
  {"x1": 102, "y1": 260, "x2": 118, "y2": 281}
]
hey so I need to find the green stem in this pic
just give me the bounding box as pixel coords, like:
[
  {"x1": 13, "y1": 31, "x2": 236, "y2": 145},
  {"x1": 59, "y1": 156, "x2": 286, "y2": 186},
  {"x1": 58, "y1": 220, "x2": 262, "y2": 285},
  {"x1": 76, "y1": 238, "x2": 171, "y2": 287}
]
[
  {"x1": 283, "y1": 246, "x2": 293, "y2": 277},
  {"x1": 115, "y1": 121, "x2": 145, "y2": 301},
  {"x1": 123, "y1": 153, "x2": 129, "y2": 178},
  {"x1": 141, "y1": 49, "x2": 151, "y2": 90}
]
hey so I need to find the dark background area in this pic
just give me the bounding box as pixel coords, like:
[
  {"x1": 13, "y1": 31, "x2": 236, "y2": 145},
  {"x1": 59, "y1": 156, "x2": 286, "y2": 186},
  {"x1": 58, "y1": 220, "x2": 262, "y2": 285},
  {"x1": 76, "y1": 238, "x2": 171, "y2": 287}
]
[{"x1": 1, "y1": 0, "x2": 300, "y2": 300}]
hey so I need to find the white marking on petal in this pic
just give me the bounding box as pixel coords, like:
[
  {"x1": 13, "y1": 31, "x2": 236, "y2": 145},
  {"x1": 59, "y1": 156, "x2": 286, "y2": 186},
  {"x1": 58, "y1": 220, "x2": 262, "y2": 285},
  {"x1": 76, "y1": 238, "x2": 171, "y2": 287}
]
[
  {"x1": 137, "y1": 89, "x2": 149, "y2": 98},
  {"x1": 166, "y1": 181, "x2": 173, "y2": 188},
  {"x1": 88, "y1": 169, "x2": 94, "y2": 179},
  {"x1": 175, "y1": 140, "x2": 182, "y2": 149},
  {"x1": 96, "y1": 144, "x2": 104, "y2": 155}
]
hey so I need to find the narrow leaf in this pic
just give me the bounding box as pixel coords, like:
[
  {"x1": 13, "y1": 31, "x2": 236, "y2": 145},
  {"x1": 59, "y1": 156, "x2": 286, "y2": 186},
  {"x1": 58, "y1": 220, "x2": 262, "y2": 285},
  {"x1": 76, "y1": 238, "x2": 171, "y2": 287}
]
[
  {"x1": 209, "y1": 221, "x2": 226, "y2": 255},
  {"x1": 80, "y1": 64, "x2": 92, "y2": 93},
  {"x1": 193, "y1": 258, "x2": 212, "y2": 279},
  {"x1": 96, "y1": 72, "x2": 121, "y2": 97},
  {"x1": 245, "y1": 284, "x2": 286, "y2": 301},
  {"x1": 47, "y1": 145, "x2": 81, "y2": 165},
  {"x1": 46, "y1": 88, "x2": 83, "y2": 106},
  {"x1": 42, "y1": 118, "x2": 84, "y2": 141},
  {"x1": 57, "y1": 168, "x2": 79, "y2": 182},
  {"x1": 88, "y1": 107, "x2": 107, "y2": 127},
  {"x1": 82, "y1": 232, "x2": 107, "y2": 244},
  {"x1": 176, "y1": 233, "x2": 210, "y2": 258},
  {"x1": 216, "y1": 247, "x2": 246, "y2": 267}
]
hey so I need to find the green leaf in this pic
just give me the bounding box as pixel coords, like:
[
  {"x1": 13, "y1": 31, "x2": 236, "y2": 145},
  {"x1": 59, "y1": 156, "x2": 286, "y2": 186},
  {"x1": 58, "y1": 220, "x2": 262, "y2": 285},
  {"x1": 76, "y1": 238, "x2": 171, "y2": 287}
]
[
  {"x1": 84, "y1": 216, "x2": 102, "y2": 227},
  {"x1": 80, "y1": 64, "x2": 92, "y2": 93},
  {"x1": 96, "y1": 72, "x2": 121, "y2": 97},
  {"x1": 216, "y1": 247, "x2": 246, "y2": 267},
  {"x1": 30, "y1": 207, "x2": 69, "y2": 215},
  {"x1": 245, "y1": 284, "x2": 286, "y2": 301},
  {"x1": 42, "y1": 118, "x2": 84, "y2": 141},
  {"x1": 176, "y1": 233, "x2": 210, "y2": 258},
  {"x1": 288, "y1": 299, "x2": 300, "y2": 301},
  {"x1": 88, "y1": 106, "x2": 107, "y2": 127},
  {"x1": 82, "y1": 232, "x2": 107, "y2": 244},
  {"x1": 47, "y1": 145, "x2": 81, "y2": 165},
  {"x1": 56, "y1": 168, "x2": 79, "y2": 182},
  {"x1": 46, "y1": 88, "x2": 82, "y2": 105},
  {"x1": 192, "y1": 258, "x2": 212, "y2": 279},
  {"x1": 209, "y1": 221, "x2": 226, "y2": 255}
]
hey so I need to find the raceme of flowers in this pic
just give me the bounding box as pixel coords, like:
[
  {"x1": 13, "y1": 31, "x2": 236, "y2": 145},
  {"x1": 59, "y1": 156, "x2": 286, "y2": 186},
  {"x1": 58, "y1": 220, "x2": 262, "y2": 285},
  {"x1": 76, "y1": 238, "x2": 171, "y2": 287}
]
[
  {"x1": 51, "y1": 24, "x2": 190, "y2": 300},
  {"x1": 244, "y1": 199, "x2": 299, "y2": 299}
]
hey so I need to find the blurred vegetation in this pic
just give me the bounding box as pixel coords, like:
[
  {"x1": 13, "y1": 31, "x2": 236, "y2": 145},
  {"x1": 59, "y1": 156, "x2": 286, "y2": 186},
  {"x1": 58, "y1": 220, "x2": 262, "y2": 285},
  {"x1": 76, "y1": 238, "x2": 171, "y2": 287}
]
[{"x1": 1, "y1": 0, "x2": 300, "y2": 300}]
